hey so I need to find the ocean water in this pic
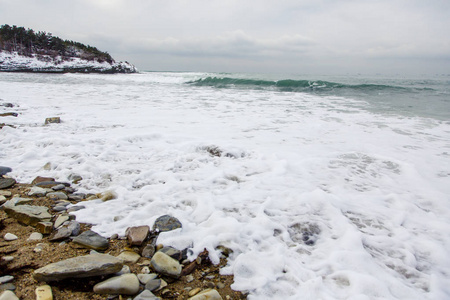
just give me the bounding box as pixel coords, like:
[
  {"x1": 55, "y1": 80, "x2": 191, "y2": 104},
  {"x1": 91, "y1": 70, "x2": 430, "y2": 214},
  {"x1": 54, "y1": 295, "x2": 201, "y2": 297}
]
[{"x1": 1, "y1": 72, "x2": 449, "y2": 299}]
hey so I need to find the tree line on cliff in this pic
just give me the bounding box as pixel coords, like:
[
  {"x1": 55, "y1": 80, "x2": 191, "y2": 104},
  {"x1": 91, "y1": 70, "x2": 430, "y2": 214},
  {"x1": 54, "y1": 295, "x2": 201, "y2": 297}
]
[{"x1": 0, "y1": 24, "x2": 113, "y2": 63}]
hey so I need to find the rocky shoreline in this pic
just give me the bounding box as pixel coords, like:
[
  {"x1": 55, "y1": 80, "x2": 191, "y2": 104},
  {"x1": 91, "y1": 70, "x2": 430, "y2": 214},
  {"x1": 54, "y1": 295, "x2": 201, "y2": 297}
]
[{"x1": 0, "y1": 172, "x2": 247, "y2": 300}]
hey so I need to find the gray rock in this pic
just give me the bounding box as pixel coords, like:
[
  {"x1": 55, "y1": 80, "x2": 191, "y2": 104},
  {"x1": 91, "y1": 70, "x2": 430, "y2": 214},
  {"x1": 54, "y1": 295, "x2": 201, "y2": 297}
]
[
  {"x1": 68, "y1": 194, "x2": 84, "y2": 201},
  {"x1": 27, "y1": 186, "x2": 49, "y2": 197},
  {"x1": 49, "y1": 227, "x2": 71, "y2": 241},
  {"x1": 51, "y1": 184, "x2": 66, "y2": 191},
  {"x1": 145, "y1": 278, "x2": 161, "y2": 291},
  {"x1": 0, "y1": 167, "x2": 12, "y2": 176},
  {"x1": 153, "y1": 215, "x2": 182, "y2": 232},
  {"x1": 0, "y1": 283, "x2": 15, "y2": 291},
  {"x1": 0, "y1": 276, "x2": 14, "y2": 284},
  {"x1": 133, "y1": 290, "x2": 160, "y2": 300},
  {"x1": 93, "y1": 273, "x2": 140, "y2": 295},
  {"x1": 0, "y1": 178, "x2": 15, "y2": 190},
  {"x1": 150, "y1": 252, "x2": 182, "y2": 278},
  {"x1": 7, "y1": 197, "x2": 33, "y2": 205},
  {"x1": 142, "y1": 244, "x2": 156, "y2": 258},
  {"x1": 3, "y1": 200, "x2": 51, "y2": 226},
  {"x1": 47, "y1": 192, "x2": 68, "y2": 200},
  {"x1": 35, "y1": 181, "x2": 69, "y2": 188},
  {"x1": 64, "y1": 187, "x2": 76, "y2": 193},
  {"x1": 66, "y1": 205, "x2": 85, "y2": 213},
  {"x1": 188, "y1": 289, "x2": 222, "y2": 300},
  {"x1": 33, "y1": 253, "x2": 123, "y2": 282},
  {"x1": 72, "y1": 230, "x2": 109, "y2": 251},
  {"x1": 159, "y1": 247, "x2": 182, "y2": 261},
  {"x1": 137, "y1": 273, "x2": 157, "y2": 285},
  {"x1": 126, "y1": 225, "x2": 150, "y2": 246},
  {"x1": 52, "y1": 206, "x2": 67, "y2": 212},
  {"x1": 66, "y1": 221, "x2": 81, "y2": 236},
  {"x1": 0, "y1": 290, "x2": 18, "y2": 300}
]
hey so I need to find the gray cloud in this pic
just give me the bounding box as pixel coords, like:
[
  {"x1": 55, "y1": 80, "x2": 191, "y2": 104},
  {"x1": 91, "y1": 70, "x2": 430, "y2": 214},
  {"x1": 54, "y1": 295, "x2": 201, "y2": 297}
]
[{"x1": 0, "y1": 0, "x2": 449, "y2": 74}]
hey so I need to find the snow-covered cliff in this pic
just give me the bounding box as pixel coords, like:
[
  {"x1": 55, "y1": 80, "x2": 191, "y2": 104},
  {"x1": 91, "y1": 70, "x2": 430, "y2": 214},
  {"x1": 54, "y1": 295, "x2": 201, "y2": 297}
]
[{"x1": 0, "y1": 51, "x2": 138, "y2": 74}]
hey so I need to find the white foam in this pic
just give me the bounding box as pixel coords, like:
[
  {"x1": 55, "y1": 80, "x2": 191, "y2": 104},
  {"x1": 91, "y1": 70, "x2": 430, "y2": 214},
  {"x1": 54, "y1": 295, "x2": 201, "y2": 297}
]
[{"x1": 1, "y1": 72, "x2": 449, "y2": 299}]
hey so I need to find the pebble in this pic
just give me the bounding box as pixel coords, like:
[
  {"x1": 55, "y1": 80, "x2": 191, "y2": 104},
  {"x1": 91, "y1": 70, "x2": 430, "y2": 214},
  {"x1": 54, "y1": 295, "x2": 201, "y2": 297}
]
[
  {"x1": 51, "y1": 184, "x2": 66, "y2": 191},
  {"x1": 133, "y1": 290, "x2": 160, "y2": 300},
  {"x1": 68, "y1": 194, "x2": 83, "y2": 201},
  {"x1": 216, "y1": 282, "x2": 225, "y2": 289},
  {"x1": 188, "y1": 288, "x2": 201, "y2": 297},
  {"x1": 2, "y1": 256, "x2": 14, "y2": 263},
  {"x1": 0, "y1": 196, "x2": 6, "y2": 205},
  {"x1": 145, "y1": 278, "x2": 161, "y2": 291},
  {"x1": 0, "y1": 290, "x2": 19, "y2": 300},
  {"x1": 141, "y1": 244, "x2": 155, "y2": 258},
  {"x1": 0, "y1": 178, "x2": 16, "y2": 190},
  {"x1": 66, "y1": 205, "x2": 85, "y2": 213},
  {"x1": 117, "y1": 250, "x2": 141, "y2": 263},
  {"x1": 34, "y1": 243, "x2": 46, "y2": 253},
  {"x1": 35, "y1": 285, "x2": 53, "y2": 300},
  {"x1": 188, "y1": 289, "x2": 222, "y2": 300},
  {"x1": 0, "y1": 276, "x2": 13, "y2": 284},
  {"x1": 27, "y1": 232, "x2": 43, "y2": 241},
  {"x1": 159, "y1": 246, "x2": 182, "y2": 261},
  {"x1": 27, "y1": 186, "x2": 48, "y2": 197},
  {"x1": 110, "y1": 233, "x2": 119, "y2": 240},
  {"x1": 141, "y1": 266, "x2": 151, "y2": 274},
  {"x1": 116, "y1": 265, "x2": 131, "y2": 275},
  {"x1": 93, "y1": 273, "x2": 140, "y2": 295},
  {"x1": 47, "y1": 192, "x2": 68, "y2": 201},
  {"x1": 52, "y1": 206, "x2": 67, "y2": 212},
  {"x1": 3, "y1": 233, "x2": 18, "y2": 241},
  {"x1": 137, "y1": 273, "x2": 157, "y2": 285},
  {"x1": 186, "y1": 274, "x2": 194, "y2": 283},
  {"x1": 151, "y1": 252, "x2": 182, "y2": 278},
  {"x1": 54, "y1": 215, "x2": 69, "y2": 228},
  {"x1": 0, "y1": 191, "x2": 12, "y2": 197}
]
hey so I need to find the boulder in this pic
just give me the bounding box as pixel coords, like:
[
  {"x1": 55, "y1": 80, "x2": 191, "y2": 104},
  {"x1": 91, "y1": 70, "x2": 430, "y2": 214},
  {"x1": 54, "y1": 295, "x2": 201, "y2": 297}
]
[{"x1": 33, "y1": 253, "x2": 123, "y2": 282}]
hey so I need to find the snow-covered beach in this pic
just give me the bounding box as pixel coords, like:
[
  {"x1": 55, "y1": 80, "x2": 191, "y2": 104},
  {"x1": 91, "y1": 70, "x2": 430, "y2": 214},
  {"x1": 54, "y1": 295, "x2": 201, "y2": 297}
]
[{"x1": 1, "y1": 71, "x2": 449, "y2": 299}]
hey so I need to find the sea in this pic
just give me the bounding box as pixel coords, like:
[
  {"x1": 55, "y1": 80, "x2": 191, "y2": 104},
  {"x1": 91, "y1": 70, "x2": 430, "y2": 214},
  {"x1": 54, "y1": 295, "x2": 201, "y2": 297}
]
[{"x1": 1, "y1": 71, "x2": 449, "y2": 299}]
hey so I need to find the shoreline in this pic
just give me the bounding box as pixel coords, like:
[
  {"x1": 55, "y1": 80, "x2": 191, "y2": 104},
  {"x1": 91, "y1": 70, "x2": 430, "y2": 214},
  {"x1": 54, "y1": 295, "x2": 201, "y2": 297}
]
[{"x1": 0, "y1": 178, "x2": 247, "y2": 299}]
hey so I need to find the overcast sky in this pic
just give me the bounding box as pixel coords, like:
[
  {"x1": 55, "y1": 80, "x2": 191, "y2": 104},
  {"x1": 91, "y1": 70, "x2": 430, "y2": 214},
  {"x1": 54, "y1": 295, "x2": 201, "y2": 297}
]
[{"x1": 1, "y1": 0, "x2": 449, "y2": 74}]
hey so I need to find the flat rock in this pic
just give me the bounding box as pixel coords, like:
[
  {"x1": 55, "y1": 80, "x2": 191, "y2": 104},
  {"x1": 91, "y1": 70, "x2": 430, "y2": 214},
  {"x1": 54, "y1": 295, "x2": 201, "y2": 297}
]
[
  {"x1": 3, "y1": 200, "x2": 52, "y2": 226},
  {"x1": 153, "y1": 215, "x2": 182, "y2": 232},
  {"x1": 49, "y1": 227, "x2": 71, "y2": 242},
  {"x1": 32, "y1": 177, "x2": 55, "y2": 185},
  {"x1": 33, "y1": 253, "x2": 123, "y2": 282},
  {"x1": 35, "y1": 285, "x2": 52, "y2": 300},
  {"x1": 0, "y1": 167, "x2": 12, "y2": 176},
  {"x1": 35, "y1": 181, "x2": 70, "y2": 188},
  {"x1": 0, "y1": 290, "x2": 19, "y2": 300},
  {"x1": 117, "y1": 250, "x2": 141, "y2": 263},
  {"x1": 93, "y1": 273, "x2": 140, "y2": 295},
  {"x1": 0, "y1": 276, "x2": 14, "y2": 284},
  {"x1": 133, "y1": 290, "x2": 160, "y2": 300},
  {"x1": 0, "y1": 178, "x2": 15, "y2": 190},
  {"x1": 28, "y1": 186, "x2": 49, "y2": 197},
  {"x1": 72, "y1": 230, "x2": 109, "y2": 251},
  {"x1": 54, "y1": 215, "x2": 69, "y2": 228},
  {"x1": 150, "y1": 252, "x2": 182, "y2": 278},
  {"x1": 188, "y1": 289, "x2": 222, "y2": 300},
  {"x1": 126, "y1": 225, "x2": 150, "y2": 246},
  {"x1": 137, "y1": 273, "x2": 157, "y2": 285},
  {"x1": 47, "y1": 192, "x2": 68, "y2": 200},
  {"x1": 145, "y1": 278, "x2": 161, "y2": 291}
]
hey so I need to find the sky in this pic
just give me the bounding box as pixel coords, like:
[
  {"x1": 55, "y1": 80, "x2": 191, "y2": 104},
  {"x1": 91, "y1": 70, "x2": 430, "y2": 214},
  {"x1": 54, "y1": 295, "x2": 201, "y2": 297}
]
[{"x1": 1, "y1": 0, "x2": 449, "y2": 75}]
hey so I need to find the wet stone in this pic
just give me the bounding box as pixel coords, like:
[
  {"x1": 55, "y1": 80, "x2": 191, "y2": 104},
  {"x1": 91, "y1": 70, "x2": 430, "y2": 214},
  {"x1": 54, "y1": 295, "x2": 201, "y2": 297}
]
[
  {"x1": 0, "y1": 178, "x2": 15, "y2": 190},
  {"x1": 0, "y1": 167, "x2": 12, "y2": 176},
  {"x1": 32, "y1": 177, "x2": 55, "y2": 185},
  {"x1": 68, "y1": 194, "x2": 83, "y2": 201},
  {"x1": 51, "y1": 184, "x2": 66, "y2": 191},
  {"x1": 153, "y1": 215, "x2": 182, "y2": 232}
]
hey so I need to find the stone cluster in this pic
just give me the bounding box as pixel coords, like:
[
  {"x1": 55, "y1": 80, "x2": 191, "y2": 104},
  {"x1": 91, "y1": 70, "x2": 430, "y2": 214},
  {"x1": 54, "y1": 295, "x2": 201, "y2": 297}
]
[{"x1": 0, "y1": 169, "x2": 243, "y2": 299}]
